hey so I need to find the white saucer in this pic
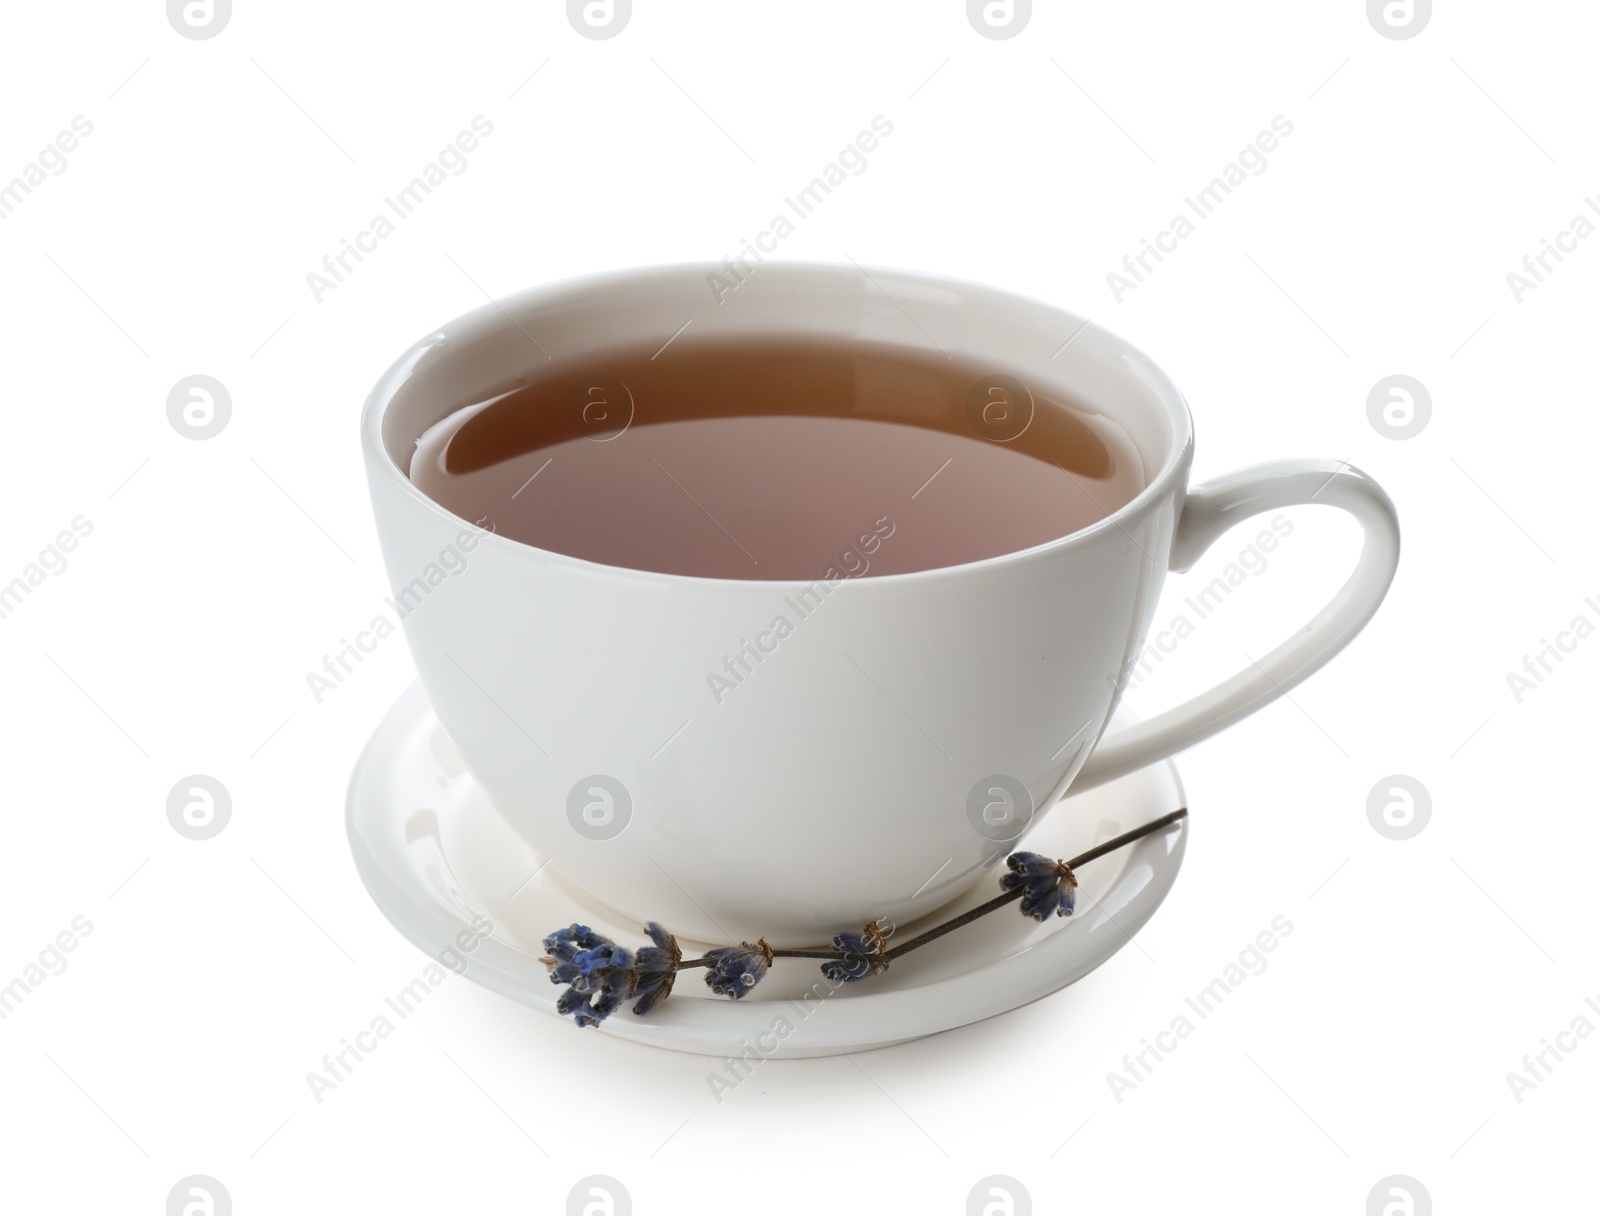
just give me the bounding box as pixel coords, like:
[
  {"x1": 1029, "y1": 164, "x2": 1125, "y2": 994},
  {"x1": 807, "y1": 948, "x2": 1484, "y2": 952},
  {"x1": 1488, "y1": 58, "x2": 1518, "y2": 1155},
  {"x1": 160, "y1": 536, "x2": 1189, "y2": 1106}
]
[{"x1": 347, "y1": 681, "x2": 1188, "y2": 1057}]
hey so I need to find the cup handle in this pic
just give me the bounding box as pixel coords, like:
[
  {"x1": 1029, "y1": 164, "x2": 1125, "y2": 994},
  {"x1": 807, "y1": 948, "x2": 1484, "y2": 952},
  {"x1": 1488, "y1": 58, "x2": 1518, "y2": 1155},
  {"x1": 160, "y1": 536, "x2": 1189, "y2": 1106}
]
[{"x1": 1071, "y1": 458, "x2": 1400, "y2": 793}]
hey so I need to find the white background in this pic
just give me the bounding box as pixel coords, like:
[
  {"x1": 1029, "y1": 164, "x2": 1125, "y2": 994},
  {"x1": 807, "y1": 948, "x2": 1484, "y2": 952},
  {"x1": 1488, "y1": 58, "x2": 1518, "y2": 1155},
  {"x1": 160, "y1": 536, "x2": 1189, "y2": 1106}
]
[{"x1": 1, "y1": 1, "x2": 1594, "y2": 1212}]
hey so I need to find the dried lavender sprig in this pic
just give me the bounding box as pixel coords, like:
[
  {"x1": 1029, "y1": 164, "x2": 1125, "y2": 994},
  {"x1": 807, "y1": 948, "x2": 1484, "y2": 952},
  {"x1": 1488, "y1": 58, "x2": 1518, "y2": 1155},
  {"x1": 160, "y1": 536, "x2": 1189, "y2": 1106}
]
[{"x1": 541, "y1": 807, "x2": 1186, "y2": 1024}]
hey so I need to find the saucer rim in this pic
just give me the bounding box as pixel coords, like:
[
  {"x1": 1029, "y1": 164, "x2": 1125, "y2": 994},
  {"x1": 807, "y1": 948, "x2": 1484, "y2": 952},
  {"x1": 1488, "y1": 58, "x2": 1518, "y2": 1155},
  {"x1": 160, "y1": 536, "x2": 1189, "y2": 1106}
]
[{"x1": 347, "y1": 680, "x2": 1188, "y2": 1057}]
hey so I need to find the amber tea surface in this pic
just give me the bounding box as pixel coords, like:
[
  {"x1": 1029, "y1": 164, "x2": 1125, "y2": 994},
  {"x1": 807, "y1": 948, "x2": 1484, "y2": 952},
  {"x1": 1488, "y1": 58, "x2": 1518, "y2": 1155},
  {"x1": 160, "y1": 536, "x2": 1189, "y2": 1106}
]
[{"x1": 409, "y1": 337, "x2": 1146, "y2": 580}]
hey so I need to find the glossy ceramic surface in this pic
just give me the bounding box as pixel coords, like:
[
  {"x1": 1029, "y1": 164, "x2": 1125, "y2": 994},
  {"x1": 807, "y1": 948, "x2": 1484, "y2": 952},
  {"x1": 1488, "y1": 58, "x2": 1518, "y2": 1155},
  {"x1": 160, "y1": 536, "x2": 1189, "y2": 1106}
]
[
  {"x1": 348, "y1": 682, "x2": 1189, "y2": 1057},
  {"x1": 360, "y1": 263, "x2": 1396, "y2": 941}
]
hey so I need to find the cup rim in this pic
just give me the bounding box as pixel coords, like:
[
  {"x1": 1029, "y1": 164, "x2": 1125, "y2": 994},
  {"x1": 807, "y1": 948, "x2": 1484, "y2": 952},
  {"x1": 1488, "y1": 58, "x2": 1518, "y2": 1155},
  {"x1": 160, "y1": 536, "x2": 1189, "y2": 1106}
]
[{"x1": 361, "y1": 261, "x2": 1196, "y2": 587}]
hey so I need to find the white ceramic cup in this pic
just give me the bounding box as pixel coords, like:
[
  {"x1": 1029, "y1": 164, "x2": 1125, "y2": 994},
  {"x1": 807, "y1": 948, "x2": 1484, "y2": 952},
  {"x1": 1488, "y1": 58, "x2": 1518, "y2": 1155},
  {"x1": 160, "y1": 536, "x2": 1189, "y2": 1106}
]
[{"x1": 361, "y1": 263, "x2": 1399, "y2": 945}]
